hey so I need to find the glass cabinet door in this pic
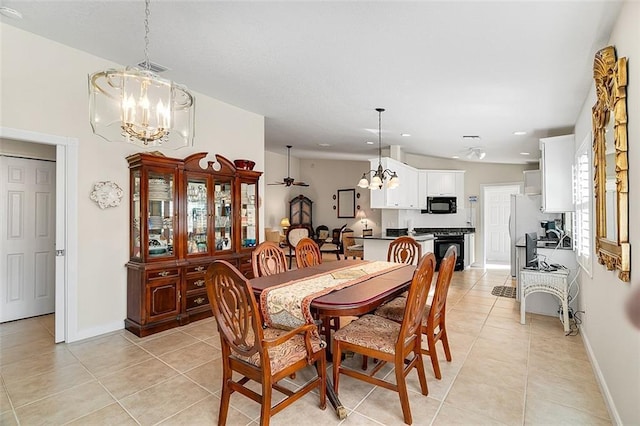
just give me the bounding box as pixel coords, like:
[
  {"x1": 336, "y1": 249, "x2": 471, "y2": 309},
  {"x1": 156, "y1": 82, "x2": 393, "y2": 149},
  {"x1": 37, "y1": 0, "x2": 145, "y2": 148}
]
[
  {"x1": 132, "y1": 170, "x2": 141, "y2": 259},
  {"x1": 147, "y1": 171, "x2": 175, "y2": 258},
  {"x1": 214, "y1": 179, "x2": 233, "y2": 252},
  {"x1": 241, "y1": 182, "x2": 257, "y2": 248},
  {"x1": 186, "y1": 176, "x2": 209, "y2": 255}
]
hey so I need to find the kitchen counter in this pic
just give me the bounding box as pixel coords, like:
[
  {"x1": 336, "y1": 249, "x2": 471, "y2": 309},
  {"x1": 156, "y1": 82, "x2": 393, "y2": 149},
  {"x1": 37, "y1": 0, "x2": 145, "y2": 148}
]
[
  {"x1": 362, "y1": 234, "x2": 434, "y2": 261},
  {"x1": 364, "y1": 233, "x2": 435, "y2": 241}
]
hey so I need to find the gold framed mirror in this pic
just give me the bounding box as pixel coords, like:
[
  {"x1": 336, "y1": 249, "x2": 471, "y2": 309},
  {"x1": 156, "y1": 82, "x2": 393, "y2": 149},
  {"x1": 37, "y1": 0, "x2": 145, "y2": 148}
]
[{"x1": 592, "y1": 46, "x2": 630, "y2": 282}]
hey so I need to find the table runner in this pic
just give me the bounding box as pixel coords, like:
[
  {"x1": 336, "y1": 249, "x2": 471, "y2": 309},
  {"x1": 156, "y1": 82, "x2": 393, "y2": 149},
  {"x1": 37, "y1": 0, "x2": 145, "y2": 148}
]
[{"x1": 260, "y1": 261, "x2": 405, "y2": 330}]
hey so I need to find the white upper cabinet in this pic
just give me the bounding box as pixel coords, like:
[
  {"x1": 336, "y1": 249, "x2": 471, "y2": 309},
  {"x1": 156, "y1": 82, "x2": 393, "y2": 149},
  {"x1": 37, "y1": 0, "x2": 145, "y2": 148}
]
[
  {"x1": 370, "y1": 158, "x2": 419, "y2": 209},
  {"x1": 418, "y1": 171, "x2": 427, "y2": 209},
  {"x1": 523, "y1": 170, "x2": 541, "y2": 195},
  {"x1": 539, "y1": 135, "x2": 575, "y2": 212},
  {"x1": 426, "y1": 171, "x2": 457, "y2": 196}
]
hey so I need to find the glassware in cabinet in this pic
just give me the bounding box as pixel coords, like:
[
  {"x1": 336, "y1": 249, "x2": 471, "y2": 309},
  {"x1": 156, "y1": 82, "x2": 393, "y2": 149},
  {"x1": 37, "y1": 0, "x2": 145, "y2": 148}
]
[
  {"x1": 131, "y1": 170, "x2": 142, "y2": 259},
  {"x1": 147, "y1": 171, "x2": 175, "y2": 258},
  {"x1": 186, "y1": 176, "x2": 209, "y2": 255},
  {"x1": 241, "y1": 182, "x2": 257, "y2": 248},
  {"x1": 214, "y1": 179, "x2": 233, "y2": 251}
]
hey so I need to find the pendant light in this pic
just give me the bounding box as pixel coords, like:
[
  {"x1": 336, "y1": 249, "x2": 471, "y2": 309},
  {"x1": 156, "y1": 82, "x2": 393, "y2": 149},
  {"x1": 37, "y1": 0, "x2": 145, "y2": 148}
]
[
  {"x1": 357, "y1": 108, "x2": 399, "y2": 190},
  {"x1": 89, "y1": 0, "x2": 195, "y2": 149}
]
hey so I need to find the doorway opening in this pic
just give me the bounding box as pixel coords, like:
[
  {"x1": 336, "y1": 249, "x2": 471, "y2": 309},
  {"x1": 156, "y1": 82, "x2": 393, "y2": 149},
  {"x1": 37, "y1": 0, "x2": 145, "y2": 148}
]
[
  {"x1": 481, "y1": 183, "x2": 522, "y2": 268},
  {"x1": 0, "y1": 127, "x2": 78, "y2": 343}
]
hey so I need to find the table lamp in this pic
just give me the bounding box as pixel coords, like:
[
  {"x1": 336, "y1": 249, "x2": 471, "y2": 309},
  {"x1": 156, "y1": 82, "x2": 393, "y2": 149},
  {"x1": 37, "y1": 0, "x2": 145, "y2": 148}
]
[
  {"x1": 357, "y1": 210, "x2": 373, "y2": 236},
  {"x1": 356, "y1": 210, "x2": 368, "y2": 229},
  {"x1": 280, "y1": 217, "x2": 291, "y2": 234}
]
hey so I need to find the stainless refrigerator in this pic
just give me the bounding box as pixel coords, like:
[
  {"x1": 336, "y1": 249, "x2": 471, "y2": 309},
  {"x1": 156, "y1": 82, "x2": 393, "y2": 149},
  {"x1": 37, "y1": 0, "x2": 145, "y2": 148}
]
[{"x1": 509, "y1": 194, "x2": 559, "y2": 276}]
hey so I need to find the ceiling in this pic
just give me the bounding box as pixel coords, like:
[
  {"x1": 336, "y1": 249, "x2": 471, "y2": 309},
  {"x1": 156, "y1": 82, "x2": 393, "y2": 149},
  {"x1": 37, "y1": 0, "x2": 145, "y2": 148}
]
[{"x1": 0, "y1": 1, "x2": 622, "y2": 164}]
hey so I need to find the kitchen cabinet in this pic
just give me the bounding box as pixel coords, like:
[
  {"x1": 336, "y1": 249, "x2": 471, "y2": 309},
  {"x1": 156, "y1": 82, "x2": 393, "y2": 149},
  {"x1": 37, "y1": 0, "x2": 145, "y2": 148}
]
[
  {"x1": 539, "y1": 135, "x2": 574, "y2": 212},
  {"x1": 418, "y1": 171, "x2": 427, "y2": 209},
  {"x1": 125, "y1": 152, "x2": 262, "y2": 337},
  {"x1": 426, "y1": 171, "x2": 457, "y2": 196},
  {"x1": 370, "y1": 158, "x2": 419, "y2": 209}
]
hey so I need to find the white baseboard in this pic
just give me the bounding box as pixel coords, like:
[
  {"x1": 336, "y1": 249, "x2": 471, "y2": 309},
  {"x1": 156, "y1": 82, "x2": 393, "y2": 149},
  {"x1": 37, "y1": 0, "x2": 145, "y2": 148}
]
[
  {"x1": 67, "y1": 320, "x2": 123, "y2": 343},
  {"x1": 581, "y1": 328, "x2": 622, "y2": 425}
]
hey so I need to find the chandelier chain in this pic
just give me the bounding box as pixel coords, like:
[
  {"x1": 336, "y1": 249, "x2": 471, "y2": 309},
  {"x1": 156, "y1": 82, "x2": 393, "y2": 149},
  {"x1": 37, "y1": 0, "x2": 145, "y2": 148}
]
[
  {"x1": 143, "y1": 0, "x2": 151, "y2": 70},
  {"x1": 378, "y1": 109, "x2": 382, "y2": 159}
]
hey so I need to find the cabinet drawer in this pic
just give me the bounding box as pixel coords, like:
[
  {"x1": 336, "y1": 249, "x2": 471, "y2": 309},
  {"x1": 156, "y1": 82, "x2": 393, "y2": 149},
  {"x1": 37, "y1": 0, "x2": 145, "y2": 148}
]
[
  {"x1": 146, "y1": 268, "x2": 180, "y2": 280},
  {"x1": 186, "y1": 292, "x2": 210, "y2": 310},
  {"x1": 185, "y1": 264, "x2": 208, "y2": 275},
  {"x1": 186, "y1": 276, "x2": 207, "y2": 291}
]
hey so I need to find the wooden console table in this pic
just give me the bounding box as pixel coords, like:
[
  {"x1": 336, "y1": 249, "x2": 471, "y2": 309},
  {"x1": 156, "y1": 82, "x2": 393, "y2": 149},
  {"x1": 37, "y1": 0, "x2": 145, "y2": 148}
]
[{"x1": 520, "y1": 269, "x2": 570, "y2": 332}]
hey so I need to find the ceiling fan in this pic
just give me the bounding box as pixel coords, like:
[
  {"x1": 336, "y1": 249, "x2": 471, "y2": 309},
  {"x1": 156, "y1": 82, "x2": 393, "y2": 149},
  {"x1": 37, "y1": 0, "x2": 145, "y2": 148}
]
[
  {"x1": 461, "y1": 146, "x2": 486, "y2": 160},
  {"x1": 268, "y1": 145, "x2": 309, "y2": 187}
]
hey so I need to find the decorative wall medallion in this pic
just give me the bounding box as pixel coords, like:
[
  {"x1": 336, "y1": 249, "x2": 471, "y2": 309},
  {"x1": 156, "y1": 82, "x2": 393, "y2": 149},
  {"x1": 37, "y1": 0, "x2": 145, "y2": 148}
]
[{"x1": 90, "y1": 181, "x2": 124, "y2": 209}]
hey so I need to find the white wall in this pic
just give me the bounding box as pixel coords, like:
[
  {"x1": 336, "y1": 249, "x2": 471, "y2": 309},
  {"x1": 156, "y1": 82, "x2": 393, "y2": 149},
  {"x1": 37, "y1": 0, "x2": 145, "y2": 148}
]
[
  {"x1": 0, "y1": 23, "x2": 264, "y2": 341},
  {"x1": 573, "y1": 2, "x2": 640, "y2": 424},
  {"x1": 298, "y1": 158, "x2": 378, "y2": 236}
]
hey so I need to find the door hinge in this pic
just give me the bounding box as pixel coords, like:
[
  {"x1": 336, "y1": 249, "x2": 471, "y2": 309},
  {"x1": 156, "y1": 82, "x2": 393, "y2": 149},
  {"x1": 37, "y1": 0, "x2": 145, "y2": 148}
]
[{"x1": 56, "y1": 249, "x2": 65, "y2": 256}]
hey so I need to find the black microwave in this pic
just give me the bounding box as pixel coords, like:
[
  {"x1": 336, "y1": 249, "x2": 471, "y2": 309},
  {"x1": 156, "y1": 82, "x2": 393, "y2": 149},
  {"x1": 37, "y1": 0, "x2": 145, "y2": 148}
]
[{"x1": 425, "y1": 196, "x2": 457, "y2": 214}]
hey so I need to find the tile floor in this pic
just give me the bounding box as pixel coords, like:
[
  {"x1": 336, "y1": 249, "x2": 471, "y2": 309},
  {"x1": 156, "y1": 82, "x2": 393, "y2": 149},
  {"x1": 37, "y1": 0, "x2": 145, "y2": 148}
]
[{"x1": 0, "y1": 266, "x2": 611, "y2": 425}]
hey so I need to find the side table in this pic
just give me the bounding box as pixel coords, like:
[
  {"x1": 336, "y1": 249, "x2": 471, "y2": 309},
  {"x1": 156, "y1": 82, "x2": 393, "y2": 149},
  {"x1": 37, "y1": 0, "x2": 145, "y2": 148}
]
[{"x1": 520, "y1": 269, "x2": 570, "y2": 332}]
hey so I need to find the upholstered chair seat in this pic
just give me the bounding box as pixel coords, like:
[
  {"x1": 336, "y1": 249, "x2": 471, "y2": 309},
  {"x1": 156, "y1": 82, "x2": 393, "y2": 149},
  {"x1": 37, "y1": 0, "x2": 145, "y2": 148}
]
[
  {"x1": 232, "y1": 327, "x2": 325, "y2": 374},
  {"x1": 333, "y1": 314, "x2": 400, "y2": 355},
  {"x1": 375, "y1": 299, "x2": 433, "y2": 325}
]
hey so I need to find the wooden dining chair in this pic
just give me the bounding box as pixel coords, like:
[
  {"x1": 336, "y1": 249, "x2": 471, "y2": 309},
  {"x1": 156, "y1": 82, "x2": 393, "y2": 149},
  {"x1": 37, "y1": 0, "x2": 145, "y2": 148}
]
[
  {"x1": 252, "y1": 241, "x2": 288, "y2": 277},
  {"x1": 374, "y1": 246, "x2": 457, "y2": 379},
  {"x1": 295, "y1": 237, "x2": 322, "y2": 269},
  {"x1": 332, "y1": 253, "x2": 436, "y2": 425},
  {"x1": 318, "y1": 225, "x2": 345, "y2": 260},
  {"x1": 388, "y1": 236, "x2": 422, "y2": 265},
  {"x1": 342, "y1": 231, "x2": 364, "y2": 259},
  {"x1": 206, "y1": 260, "x2": 327, "y2": 426}
]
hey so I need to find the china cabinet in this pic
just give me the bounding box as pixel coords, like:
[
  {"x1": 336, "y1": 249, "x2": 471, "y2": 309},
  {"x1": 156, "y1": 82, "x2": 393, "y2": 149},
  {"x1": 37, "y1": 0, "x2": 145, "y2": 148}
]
[{"x1": 125, "y1": 152, "x2": 261, "y2": 336}]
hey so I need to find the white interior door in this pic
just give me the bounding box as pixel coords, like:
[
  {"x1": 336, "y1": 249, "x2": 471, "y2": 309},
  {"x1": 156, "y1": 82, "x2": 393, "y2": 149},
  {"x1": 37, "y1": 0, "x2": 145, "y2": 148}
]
[
  {"x1": 484, "y1": 186, "x2": 514, "y2": 263},
  {"x1": 1, "y1": 156, "x2": 56, "y2": 322}
]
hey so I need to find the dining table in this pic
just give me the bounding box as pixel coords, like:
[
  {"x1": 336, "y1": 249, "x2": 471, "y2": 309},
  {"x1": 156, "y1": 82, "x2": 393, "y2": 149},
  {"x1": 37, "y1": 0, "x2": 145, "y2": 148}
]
[{"x1": 249, "y1": 259, "x2": 416, "y2": 419}]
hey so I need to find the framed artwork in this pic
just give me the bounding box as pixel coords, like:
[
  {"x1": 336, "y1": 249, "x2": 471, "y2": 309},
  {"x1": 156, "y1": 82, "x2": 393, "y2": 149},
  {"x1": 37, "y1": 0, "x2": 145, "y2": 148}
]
[{"x1": 337, "y1": 189, "x2": 355, "y2": 218}]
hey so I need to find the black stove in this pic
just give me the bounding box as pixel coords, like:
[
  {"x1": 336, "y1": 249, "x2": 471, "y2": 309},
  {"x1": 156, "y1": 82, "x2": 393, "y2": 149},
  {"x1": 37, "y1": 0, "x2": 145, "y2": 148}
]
[{"x1": 413, "y1": 227, "x2": 474, "y2": 271}]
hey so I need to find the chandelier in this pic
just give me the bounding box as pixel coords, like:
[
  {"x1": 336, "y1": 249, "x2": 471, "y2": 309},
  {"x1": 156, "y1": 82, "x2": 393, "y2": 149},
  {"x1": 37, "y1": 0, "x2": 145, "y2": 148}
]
[
  {"x1": 89, "y1": 0, "x2": 195, "y2": 149},
  {"x1": 357, "y1": 108, "x2": 399, "y2": 190}
]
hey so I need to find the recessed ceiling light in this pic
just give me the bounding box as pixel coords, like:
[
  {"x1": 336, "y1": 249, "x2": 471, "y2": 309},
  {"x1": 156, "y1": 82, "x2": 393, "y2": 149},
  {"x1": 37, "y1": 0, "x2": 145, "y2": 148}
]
[
  {"x1": 365, "y1": 141, "x2": 374, "y2": 145},
  {"x1": 520, "y1": 152, "x2": 530, "y2": 155},
  {"x1": 0, "y1": 6, "x2": 23, "y2": 19},
  {"x1": 513, "y1": 131, "x2": 527, "y2": 136},
  {"x1": 401, "y1": 133, "x2": 411, "y2": 137},
  {"x1": 452, "y1": 155, "x2": 459, "y2": 159},
  {"x1": 318, "y1": 143, "x2": 331, "y2": 147}
]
